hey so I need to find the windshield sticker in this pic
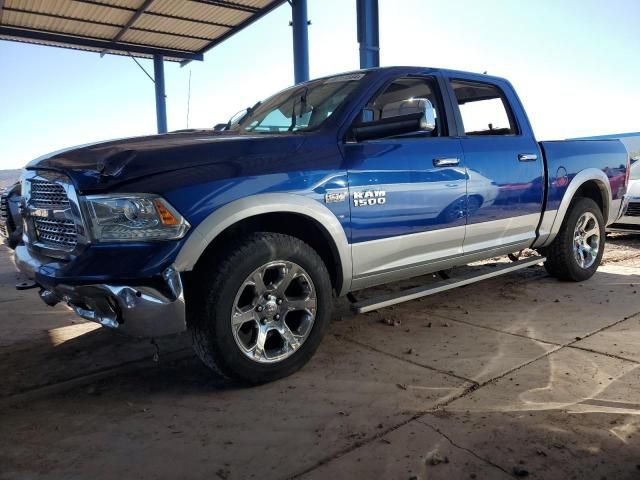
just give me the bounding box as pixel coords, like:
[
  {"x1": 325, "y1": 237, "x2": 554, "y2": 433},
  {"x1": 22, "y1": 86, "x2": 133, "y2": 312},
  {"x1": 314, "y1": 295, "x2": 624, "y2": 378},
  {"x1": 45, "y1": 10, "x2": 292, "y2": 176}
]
[{"x1": 324, "y1": 73, "x2": 366, "y2": 84}]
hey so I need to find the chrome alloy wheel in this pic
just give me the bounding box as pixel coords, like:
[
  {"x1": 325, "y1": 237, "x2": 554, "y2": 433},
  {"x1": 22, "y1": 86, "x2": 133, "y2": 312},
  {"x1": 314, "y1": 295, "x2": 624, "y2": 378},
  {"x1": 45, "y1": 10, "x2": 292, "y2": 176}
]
[
  {"x1": 231, "y1": 260, "x2": 317, "y2": 363},
  {"x1": 573, "y1": 211, "x2": 600, "y2": 269}
]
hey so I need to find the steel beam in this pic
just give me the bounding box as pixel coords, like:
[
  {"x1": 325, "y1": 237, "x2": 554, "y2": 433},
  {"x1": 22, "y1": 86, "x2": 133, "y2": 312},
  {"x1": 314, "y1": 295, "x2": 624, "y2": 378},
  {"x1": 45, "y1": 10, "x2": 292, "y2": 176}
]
[
  {"x1": 190, "y1": 0, "x2": 259, "y2": 13},
  {"x1": 71, "y1": 0, "x2": 234, "y2": 28},
  {"x1": 3, "y1": 6, "x2": 213, "y2": 43},
  {"x1": 291, "y1": 0, "x2": 309, "y2": 84},
  {"x1": 101, "y1": 0, "x2": 155, "y2": 56},
  {"x1": 356, "y1": 0, "x2": 379, "y2": 69},
  {"x1": 0, "y1": 26, "x2": 203, "y2": 61},
  {"x1": 153, "y1": 54, "x2": 168, "y2": 133}
]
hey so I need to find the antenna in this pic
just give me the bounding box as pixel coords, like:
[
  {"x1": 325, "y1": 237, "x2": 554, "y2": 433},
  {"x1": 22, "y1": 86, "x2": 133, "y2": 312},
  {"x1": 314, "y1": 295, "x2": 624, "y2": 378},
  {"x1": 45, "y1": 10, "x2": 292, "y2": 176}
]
[{"x1": 186, "y1": 69, "x2": 192, "y2": 128}]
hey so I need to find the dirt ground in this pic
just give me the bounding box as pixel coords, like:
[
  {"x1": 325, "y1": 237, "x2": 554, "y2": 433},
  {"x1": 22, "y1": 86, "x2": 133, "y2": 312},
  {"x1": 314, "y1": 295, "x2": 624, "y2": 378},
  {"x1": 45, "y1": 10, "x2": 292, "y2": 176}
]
[{"x1": 1, "y1": 234, "x2": 639, "y2": 480}]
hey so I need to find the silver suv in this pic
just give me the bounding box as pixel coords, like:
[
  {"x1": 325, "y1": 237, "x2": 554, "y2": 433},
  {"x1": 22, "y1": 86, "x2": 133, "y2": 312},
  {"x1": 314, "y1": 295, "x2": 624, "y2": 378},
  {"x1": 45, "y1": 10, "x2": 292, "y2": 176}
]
[{"x1": 609, "y1": 158, "x2": 640, "y2": 233}]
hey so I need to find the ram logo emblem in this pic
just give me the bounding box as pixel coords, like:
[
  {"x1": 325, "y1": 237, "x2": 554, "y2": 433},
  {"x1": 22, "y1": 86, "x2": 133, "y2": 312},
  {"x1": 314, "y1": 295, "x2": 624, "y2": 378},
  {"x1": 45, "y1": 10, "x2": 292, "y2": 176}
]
[
  {"x1": 324, "y1": 191, "x2": 347, "y2": 204},
  {"x1": 353, "y1": 190, "x2": 386, "y2": 207}
]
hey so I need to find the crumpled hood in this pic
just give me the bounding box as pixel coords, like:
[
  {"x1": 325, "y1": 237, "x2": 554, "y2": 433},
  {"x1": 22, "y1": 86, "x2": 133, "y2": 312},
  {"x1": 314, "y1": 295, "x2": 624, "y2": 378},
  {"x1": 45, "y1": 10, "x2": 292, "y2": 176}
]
[{"x1": 27, "y1": 130, "x2": 305, "y2": 192}]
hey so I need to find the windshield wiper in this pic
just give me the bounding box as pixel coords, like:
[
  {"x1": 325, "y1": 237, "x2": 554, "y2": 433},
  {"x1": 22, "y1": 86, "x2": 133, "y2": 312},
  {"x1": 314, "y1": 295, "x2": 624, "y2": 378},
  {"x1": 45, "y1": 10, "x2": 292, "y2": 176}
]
[
  {"x1": 289, "y1": 87, "x2": 308, "y2": 132},
  {"x1": 226, "y1": 101, "x2": 262, "y2": 131}
]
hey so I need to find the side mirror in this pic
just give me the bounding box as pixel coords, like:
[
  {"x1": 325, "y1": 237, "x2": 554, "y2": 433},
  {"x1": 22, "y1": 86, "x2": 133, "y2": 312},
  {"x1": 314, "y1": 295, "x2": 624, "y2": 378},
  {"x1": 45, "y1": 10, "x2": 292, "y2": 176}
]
[{"x1": 352, "y1": 98, "x2": 436, "y2": 142}]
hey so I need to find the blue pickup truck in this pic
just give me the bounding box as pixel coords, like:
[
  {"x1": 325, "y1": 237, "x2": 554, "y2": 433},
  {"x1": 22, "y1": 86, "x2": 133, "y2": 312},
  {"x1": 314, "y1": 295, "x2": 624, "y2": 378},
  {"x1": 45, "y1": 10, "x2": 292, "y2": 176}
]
[{"x1": 2, "y1": 67, "x2": 630, "y2": 383}]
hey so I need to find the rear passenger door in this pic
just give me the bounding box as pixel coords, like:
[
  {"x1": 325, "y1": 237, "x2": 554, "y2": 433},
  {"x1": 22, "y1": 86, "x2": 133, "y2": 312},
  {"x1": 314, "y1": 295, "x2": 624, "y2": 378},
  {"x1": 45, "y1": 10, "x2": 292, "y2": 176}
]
[
  {"x1": 342, "y1": 75, "x2": 467, "y2": 285},
  {"x1": 446, "y1": 78, "x2": 544, "y2": 253}
]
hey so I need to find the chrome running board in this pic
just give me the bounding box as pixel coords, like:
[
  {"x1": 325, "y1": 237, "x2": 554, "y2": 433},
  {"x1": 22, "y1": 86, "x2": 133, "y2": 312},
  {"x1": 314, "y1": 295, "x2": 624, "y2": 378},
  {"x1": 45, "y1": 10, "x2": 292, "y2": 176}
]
[{"x1": 352, "y1": 256, "x2": 546, "y2": 314}]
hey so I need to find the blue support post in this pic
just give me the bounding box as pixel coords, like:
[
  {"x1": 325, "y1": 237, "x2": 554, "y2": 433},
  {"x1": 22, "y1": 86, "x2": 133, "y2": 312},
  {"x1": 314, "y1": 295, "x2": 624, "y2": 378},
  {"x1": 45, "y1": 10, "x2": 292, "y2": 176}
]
[
  {"x1": 291, "y1": 0, "x2": 310, "y2": 84},
  {"x1": 356, "y1": 0, "x2": 380, "y2": 69},
  {"x1": 153, "y1": 54, "x2": 168, "y2": 134}
]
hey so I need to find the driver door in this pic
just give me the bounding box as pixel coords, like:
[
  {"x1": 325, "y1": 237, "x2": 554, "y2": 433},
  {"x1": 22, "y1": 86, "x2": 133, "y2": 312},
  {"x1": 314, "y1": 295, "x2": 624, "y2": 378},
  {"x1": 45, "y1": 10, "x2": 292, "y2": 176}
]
[{"x1": 341, "y1": 75, "x2": 467, "y2": 287}]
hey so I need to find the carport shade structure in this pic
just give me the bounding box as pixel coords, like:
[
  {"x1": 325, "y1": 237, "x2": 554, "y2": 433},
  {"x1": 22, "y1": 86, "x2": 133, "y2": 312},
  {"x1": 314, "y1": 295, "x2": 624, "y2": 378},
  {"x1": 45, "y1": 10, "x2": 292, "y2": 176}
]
[
  {"x1": 0, "y1": 0, "x2": 305, "y2": 133},
  {"x1": 0, "y1": 0, "x2": 380, "y2": 133}
]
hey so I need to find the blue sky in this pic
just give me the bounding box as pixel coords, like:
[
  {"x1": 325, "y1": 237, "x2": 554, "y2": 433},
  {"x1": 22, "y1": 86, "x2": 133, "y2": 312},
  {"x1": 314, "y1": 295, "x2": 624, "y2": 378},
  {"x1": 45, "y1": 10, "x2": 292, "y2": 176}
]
[{"x1": 1, "y1": 0, "x2": 639, "y2": 169}]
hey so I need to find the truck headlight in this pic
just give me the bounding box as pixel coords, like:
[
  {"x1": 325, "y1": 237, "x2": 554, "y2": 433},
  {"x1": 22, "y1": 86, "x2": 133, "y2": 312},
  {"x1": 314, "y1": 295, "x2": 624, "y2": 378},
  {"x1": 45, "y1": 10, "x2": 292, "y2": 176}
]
[{"x1": 83, "y1": 194, "x2": 190, "y2": 241}]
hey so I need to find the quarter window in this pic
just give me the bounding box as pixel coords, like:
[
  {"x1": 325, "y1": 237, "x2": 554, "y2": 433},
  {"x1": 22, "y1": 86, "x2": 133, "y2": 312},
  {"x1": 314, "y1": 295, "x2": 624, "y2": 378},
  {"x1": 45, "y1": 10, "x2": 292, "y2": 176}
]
[{"x1": 451, "y1": 80, "x2": 516, "y2": 136}]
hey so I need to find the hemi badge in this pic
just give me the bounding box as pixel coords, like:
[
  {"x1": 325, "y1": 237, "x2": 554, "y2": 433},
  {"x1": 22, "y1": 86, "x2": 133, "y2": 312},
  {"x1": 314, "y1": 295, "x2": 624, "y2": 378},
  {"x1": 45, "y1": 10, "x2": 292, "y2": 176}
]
[{"x1": 325, "y1": 191, "x2": 347, "y2": 204}]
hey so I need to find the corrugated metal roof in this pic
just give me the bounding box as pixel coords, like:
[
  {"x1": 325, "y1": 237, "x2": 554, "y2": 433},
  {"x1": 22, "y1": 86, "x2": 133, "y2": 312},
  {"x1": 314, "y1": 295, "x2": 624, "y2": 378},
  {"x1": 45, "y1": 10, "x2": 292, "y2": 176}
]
[{"x1": 0, "y1": 0, "x2": 287, "y2": 62}]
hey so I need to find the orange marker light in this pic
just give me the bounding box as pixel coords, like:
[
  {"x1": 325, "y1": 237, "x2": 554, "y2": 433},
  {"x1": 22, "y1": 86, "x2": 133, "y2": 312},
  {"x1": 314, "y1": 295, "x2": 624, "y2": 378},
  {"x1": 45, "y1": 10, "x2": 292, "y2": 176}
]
[{"x1": 154, "y1": 199, "x2": 179, "y2": 225}]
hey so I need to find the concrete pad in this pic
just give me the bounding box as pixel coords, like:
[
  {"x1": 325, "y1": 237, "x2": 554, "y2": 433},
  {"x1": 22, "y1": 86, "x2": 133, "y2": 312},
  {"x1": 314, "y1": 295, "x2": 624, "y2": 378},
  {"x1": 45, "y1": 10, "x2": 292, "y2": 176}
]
[
  {"x1": 420, "y1": 408, "x2": 640, "y2": 480},
  {"x1": 334, "y1": 309, "x2": 556, "y2": 384},
  {"x1": 415, "y1": 347, "x2": 640, "y2": 479},
  {"x1": 419, "y1": 266, "x2": 640, "y2": 345},
  {"x1": 573, "y1": 314, "x2": 640, "y2": 362},
  {"x1": 0, "y1": 246, "x2": 189, "y2": 398},
  {"x1": 445, "y1": 347, "x2": 640, "y2": 414},
  {"x1": 0, "y1": 336, "x2": 469, "y2": 480},
  {"x1": 303, "y1": 417, "x2": 511, "y2": 480},
  {"x1": 0, "y1": 245, "x2": 77, "y2": 349}
]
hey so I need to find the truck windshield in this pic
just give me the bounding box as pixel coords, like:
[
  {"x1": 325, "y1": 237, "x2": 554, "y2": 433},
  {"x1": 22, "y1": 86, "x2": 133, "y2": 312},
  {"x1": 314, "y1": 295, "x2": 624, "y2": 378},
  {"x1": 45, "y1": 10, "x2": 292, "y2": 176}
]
[{"x1": 231, "y1": 73, "x2": 366, "y2": 133}]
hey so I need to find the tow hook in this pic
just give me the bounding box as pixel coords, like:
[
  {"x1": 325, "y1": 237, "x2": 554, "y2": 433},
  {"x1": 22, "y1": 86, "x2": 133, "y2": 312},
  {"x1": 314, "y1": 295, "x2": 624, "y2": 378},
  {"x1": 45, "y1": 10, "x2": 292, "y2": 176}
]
[{"x1": 39, "y1": 288, "x2": 61, "y2": 307}]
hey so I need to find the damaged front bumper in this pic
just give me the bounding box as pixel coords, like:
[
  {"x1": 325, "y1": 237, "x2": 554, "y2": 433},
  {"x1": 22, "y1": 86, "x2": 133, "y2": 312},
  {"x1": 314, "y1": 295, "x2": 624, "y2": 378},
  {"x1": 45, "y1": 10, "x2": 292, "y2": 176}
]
[{"x1": 13, "y1": 244, "x2": 186, "y2": 337}]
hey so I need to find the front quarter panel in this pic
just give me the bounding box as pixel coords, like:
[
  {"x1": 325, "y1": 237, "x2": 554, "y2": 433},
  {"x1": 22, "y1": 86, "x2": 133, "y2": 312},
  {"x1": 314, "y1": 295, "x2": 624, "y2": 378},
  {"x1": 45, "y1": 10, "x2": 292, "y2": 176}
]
[{"x1": 173, "y1": 192, "x2": 353, "y2": 295}]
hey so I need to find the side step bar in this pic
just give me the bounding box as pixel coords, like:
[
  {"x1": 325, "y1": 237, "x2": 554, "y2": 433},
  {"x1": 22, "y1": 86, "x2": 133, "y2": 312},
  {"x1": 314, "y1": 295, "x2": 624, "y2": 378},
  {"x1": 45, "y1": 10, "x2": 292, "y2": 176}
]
[{"x1": 352, "y1": 256, "x2": 546, "y2": 314}]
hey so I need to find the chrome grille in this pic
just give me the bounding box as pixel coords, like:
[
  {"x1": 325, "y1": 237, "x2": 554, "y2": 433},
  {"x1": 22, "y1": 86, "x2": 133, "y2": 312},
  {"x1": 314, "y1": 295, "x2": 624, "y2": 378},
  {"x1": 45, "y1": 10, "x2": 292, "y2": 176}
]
[
  {"x1": 30, "y1": 180, "x2": 70, "y2": 208},
  {"x1": 0, "y1": 193, "x2": 9, "y2": 237},
  {"x1": 33, "y1": 217, "x2": 77, "y2": 249},
  {"x1": 25, "y1": 175, "x2": 81, "y2": 254},
  {"x1": 626, "y1": 202, "x2": 640, "y2": 217}
]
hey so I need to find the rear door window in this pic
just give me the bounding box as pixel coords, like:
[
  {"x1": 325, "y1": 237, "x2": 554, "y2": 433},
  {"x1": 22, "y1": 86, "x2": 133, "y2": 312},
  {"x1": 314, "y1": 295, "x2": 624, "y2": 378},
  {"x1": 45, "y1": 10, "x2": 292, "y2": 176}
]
[{"x1": 451, "y1": 80, "x2": 517, "y2": 136}]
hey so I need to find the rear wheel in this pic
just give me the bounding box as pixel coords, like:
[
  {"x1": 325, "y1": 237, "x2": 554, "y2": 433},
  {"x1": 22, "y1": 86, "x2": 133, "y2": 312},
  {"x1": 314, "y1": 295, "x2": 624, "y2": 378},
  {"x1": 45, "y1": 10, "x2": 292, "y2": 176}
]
[
  {"x1": 190, "y1": 232, "x2": 333, "y2": 384},
  {"x1": 541, "y1": 197, "x2": 605, "y2": 281}
]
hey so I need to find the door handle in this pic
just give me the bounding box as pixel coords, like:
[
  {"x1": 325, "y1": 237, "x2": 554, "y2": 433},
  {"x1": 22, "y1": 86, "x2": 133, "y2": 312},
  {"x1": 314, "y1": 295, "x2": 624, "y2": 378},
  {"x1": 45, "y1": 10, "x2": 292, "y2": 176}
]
[
  {"x1": 433, "y1": 157, "x2": 460, "y2": 167},
  {"x1": 518, "y1": 153, "x2": 538, "y2": 162}
]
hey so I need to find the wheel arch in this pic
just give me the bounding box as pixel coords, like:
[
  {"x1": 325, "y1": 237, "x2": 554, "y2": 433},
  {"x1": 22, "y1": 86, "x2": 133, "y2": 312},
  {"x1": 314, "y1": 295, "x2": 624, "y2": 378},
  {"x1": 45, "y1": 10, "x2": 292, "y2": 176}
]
[
  {"x1": 534, "y1": 168, "x2": 613, "y2": 248},
  {"x1": 174, "y1": 193, "x2": 352, "y2": 296}
]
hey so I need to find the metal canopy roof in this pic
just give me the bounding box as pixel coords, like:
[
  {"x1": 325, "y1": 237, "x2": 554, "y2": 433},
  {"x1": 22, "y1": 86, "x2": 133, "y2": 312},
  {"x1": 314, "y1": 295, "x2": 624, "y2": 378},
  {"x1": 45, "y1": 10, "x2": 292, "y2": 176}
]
[{"x1": 0, "y1": 0, "x2": 287, "y2": 62}]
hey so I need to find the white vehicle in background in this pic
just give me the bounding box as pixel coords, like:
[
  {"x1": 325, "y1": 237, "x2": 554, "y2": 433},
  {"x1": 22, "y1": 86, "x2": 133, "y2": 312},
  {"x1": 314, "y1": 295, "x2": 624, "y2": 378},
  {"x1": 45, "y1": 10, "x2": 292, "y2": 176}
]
[{"x1": 609, "y1": 158, "x2": 640, "y2": 233}]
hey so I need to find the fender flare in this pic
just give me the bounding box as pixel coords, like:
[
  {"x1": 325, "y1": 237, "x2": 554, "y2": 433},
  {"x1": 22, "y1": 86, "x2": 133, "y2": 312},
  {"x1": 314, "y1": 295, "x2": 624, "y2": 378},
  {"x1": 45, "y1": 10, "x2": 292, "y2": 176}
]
[
  {"x1": 173, "y1": 193, "x2": 353, "y2": 296},
  {"x1": 534, "y1": 168, "x2": 615, "y2": 248}
]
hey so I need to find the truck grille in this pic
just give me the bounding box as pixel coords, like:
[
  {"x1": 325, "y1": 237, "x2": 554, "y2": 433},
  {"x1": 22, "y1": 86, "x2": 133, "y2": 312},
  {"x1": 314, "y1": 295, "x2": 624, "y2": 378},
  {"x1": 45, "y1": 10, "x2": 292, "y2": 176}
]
[
  {"x1": 30, "y1": 180, "x2": 70, "y2": 209},
  {"x1": 33, "y1": 217, "x2": 77, "y2": 249},
  {"x1": 626, "y1": 202, "x2": 640, "y2": 217},
  {"x1": 24, "y1": 174, "x2": 82, "y2": 254},
  {"x1": 0, "y1": 192, "x2": 10, "y2": 237}
]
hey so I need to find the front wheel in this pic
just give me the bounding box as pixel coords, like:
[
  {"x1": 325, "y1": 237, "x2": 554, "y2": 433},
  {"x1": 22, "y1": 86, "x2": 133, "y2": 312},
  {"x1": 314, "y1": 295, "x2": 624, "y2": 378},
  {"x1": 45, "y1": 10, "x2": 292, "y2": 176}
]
[
  {"x1": 190, "y1": 232, "x2": 333, "y2": 384},
  {"x1": 540, "y1": 197, "x2": 605, "y2": 281}
]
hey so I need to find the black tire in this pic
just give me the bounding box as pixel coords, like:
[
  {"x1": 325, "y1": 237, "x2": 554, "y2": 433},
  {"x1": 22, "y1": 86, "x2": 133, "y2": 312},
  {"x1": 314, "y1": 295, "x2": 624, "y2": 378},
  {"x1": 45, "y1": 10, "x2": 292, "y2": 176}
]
[
  {"x1": 190, "y1": 232, "x2": 333, "y2": 384},
  {"x1": 540, "y1": 197, "x2": 605, "y2": 281}
]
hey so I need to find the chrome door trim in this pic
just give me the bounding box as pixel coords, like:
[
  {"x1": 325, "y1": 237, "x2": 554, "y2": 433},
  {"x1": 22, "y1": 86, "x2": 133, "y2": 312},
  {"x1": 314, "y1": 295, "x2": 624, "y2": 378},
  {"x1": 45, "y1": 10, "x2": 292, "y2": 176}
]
[
  {"x1": 518, "y1": 153, "x2": 538, "y2": 162},
  {"x1": 433, "y1": 157, "x2": 460, "y2": 167}
]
